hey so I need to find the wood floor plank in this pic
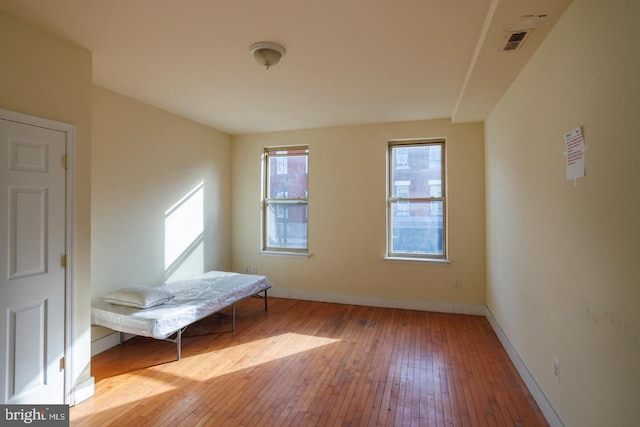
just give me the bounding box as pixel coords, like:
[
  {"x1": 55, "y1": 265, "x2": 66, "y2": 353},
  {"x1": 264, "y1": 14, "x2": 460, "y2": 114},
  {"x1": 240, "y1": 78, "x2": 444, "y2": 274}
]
[{"x1": 71, "y1": 298, "x2": 548, "y2": 426}]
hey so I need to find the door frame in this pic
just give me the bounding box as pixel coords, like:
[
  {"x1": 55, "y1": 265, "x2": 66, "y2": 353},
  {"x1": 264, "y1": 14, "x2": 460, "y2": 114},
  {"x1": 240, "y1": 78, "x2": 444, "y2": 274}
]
[{"x1": 0, "y1": 108, "x2": 76, "y2": 405}]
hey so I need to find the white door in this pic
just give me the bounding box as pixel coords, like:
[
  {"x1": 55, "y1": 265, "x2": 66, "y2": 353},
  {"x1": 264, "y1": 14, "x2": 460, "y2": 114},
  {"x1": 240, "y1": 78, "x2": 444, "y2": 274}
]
[{"x1": 0, "y1": 118, "x2": 67, "y2": 404}]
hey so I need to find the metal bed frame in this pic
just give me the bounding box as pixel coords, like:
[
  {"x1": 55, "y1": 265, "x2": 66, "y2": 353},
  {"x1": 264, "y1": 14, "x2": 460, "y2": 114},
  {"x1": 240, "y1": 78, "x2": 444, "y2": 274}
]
[{"x1": 117, "y1": 287, "x2": 269, "y2": 361}]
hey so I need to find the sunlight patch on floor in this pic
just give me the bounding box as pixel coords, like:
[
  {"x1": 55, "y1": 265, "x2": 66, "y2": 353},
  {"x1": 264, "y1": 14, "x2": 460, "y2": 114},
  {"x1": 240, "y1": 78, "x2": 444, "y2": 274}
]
[{"x1": 93, "y1": 332, "x2": 340, "y2": 407}]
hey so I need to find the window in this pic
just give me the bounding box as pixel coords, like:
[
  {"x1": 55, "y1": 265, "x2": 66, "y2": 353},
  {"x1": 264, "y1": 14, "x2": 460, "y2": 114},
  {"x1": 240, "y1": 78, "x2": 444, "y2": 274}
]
[
  {"x1": 388, "y1": 140, "x2": 446, "y2": 259},
  {"x1": 263, "y1": 147, "x2": 309, "y2": 253}
]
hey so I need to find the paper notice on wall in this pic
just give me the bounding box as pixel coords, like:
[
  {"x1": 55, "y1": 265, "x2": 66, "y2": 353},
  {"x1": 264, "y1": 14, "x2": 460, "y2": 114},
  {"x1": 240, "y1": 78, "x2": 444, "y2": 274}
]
[{"x1": 564, "y1": 127, "x2": 586, "y2": 180}]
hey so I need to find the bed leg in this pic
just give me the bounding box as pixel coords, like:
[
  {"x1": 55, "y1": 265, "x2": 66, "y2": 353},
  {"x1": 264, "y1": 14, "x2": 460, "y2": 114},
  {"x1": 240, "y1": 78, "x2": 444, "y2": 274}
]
[
  {"x1": 264, "y1": 289, "x2": 268, "y2": 311},
  {"x1": 232, "y1": 303, "x2": 236, "y2": 332},
  {"x1": 177, "y1": 328, "x2": 182, "y2": 361}
]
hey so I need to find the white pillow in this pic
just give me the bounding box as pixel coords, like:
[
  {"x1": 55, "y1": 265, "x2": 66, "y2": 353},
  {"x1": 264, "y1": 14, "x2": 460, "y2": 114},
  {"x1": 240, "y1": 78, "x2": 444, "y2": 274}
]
[{"x1": 101, "y1": 286, "x2": 174, "y2": 308}]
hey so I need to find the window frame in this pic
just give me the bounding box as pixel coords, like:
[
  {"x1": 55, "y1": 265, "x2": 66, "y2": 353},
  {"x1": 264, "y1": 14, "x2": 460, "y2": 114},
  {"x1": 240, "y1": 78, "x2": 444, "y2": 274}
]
[
  {"x1": 387, "y1": 139, "x2": 447, "y2": 261},
  {"x1": 262, "y1": 146, "x2": 310, "y2": 255}
]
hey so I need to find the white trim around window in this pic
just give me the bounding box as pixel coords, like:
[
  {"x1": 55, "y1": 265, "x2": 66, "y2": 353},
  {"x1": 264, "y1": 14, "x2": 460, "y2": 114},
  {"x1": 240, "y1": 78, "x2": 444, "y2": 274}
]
[{"x1": 387, "y1": 139, "x2": 447, "y2": 261}]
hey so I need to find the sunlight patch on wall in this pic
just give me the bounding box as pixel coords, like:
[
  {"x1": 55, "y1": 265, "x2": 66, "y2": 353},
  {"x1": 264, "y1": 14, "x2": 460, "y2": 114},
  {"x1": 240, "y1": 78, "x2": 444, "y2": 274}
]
[{"x1": 164, "y1": 182, "x2": 204, "y2": 281}]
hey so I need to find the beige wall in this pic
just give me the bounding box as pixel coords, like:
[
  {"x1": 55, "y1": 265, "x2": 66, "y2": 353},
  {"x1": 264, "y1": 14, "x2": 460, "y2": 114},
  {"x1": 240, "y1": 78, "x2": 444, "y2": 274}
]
[
  {"x1": 232, "y1": 119, "x2": 485, "y2": 307},
  {"x1": 91, "y1": 86, "x2": 232, "y2": 304},
  {"x1": 485, "y1": 0, "x2": 640, "y2": 425},
  {"x1": 0, "y1": 10, "x2": 93, "y2": 398}
]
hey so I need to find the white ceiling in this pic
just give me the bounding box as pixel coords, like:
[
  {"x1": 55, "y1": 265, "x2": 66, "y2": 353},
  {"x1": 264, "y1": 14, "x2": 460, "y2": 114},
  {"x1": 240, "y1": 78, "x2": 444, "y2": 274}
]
[{"x1": 0, "y1": 0, "x2": 571, "y2": 135}]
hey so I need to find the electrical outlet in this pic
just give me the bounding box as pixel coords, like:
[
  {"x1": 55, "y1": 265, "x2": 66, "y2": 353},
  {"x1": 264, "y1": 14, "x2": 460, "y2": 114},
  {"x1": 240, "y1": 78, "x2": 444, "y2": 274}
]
[
  {"x1": 454, "y1": 278, "x2": 461, "y2": 288},
  {"x1": 553, "y1": 358, "x2": 560, "y2": 384}
]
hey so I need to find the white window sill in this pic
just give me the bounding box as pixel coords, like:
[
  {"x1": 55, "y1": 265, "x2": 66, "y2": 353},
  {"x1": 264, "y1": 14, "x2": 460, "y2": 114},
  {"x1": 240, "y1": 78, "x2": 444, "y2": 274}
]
[
  {"x1": 384, "y1": 256, "x2": 450, "y2": 265},
  {"x1": 260, "y1": 250, "x2": 311, "y2": 258}
]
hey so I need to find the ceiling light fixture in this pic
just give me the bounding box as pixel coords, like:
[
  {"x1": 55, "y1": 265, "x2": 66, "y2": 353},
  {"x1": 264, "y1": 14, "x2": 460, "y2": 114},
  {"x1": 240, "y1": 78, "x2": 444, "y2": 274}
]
[{"x1": 250, "y1": 41, "x2": 286, "y2": 70}]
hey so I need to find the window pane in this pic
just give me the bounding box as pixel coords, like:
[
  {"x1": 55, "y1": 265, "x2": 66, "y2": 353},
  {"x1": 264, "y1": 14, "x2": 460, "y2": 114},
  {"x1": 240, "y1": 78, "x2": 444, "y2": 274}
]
[
  {"x1": 265, "y1": 202, "x2": 308, "y2": 249},
  {"x1": 268, "y1": 153, "x2": 308, "y2": 199},
  {"x1": 391, "y1": 145, "x2": 441, "y2": 198},
  {"x1": 390, "y1": 201, "x2": 443, "y2": 255}
]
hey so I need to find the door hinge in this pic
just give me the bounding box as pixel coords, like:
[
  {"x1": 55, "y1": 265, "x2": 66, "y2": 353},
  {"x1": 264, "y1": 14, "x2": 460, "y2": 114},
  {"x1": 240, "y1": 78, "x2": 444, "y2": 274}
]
[
  {"x1": 64, "y1": 155, "x2": 69, "y2": 169},
  {"x1": 59, "y1": 357, "x2": 65, "y2": 371},
  {"x1": 61, "y1": 255, "x2": 68, "y2": 269}
]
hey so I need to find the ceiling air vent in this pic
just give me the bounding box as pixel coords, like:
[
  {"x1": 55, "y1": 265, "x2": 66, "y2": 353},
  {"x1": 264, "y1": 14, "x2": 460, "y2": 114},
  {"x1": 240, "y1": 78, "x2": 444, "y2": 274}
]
[
  {"x1": 502, "y1": 31, "x2": 529, "y2": 51},
  {"x1": 500, "y1": 14, "x2": 547, "y2": 52}
]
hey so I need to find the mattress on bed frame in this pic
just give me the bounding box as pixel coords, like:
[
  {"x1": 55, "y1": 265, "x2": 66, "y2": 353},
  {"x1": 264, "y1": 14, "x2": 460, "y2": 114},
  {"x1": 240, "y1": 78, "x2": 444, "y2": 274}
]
[{"x1": 91, "y1": 271, "x2": 272, "y2": 340}]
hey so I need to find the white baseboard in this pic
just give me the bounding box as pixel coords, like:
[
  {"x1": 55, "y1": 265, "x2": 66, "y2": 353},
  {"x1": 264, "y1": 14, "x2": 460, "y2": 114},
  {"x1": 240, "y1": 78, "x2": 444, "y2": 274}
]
[
  {"x1": 73, "y1": 376, "x2": 94, "y2": 405},
  {"x1": 91, "y1": 331, "x2": 135, "y2": 357},
  {"x1": 483, "y1": 307, "x2": 564, "y2": 427},
  {"x1": 268, "y1": 287, "x2": 487, "y2": 316}
]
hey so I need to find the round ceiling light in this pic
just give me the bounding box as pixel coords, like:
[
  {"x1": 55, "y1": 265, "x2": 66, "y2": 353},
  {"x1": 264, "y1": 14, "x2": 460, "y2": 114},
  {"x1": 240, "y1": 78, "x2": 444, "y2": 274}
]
[{"x1": 250, "y1": 41, "x2": 286, "y2": 70}]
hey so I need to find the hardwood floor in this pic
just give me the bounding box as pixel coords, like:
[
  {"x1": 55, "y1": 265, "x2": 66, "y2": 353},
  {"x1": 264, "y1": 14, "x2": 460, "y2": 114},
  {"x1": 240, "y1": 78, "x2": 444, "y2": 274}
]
[{"x1": 71, "y1": 298, "x2": 548, "y2": 426}]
